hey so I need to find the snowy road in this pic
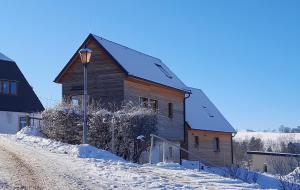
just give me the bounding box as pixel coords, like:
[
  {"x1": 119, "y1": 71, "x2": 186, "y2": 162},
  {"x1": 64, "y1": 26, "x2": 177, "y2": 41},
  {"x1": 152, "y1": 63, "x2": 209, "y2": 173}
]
[
  {"x1": 0, "y1": 137, "x2": 104, "y2": 190},
  {"x1": 0, "y1": 135, "x2": 260, "y2": 190}
]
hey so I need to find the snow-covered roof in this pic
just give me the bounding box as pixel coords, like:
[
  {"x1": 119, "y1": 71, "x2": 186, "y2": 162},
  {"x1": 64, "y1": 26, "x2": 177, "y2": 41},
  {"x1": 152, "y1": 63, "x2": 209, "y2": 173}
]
[
  {"x1": 186, "y1": 87, "x2": 236, "y2": 133},
  {"x1": 91, "y1": 34, "x2": 188, "y2": 91},
  {"x1": 0, "y1": 52, "x2": 13, "y2": 62}
]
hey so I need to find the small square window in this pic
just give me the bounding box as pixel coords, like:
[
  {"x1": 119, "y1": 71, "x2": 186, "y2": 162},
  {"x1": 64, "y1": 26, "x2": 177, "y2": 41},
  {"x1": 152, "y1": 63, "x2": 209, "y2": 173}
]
[
  {"x1": 149, "y1": 99, "x2": 158, "y2": 111},
  {"x1": 139, "y1": 97, "x2": 148, "y2": 108}
]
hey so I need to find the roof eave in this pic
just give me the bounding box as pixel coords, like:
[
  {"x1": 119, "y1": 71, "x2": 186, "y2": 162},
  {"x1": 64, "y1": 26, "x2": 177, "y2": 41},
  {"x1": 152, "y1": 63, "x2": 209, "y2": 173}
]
[{"x1": 127, "y1": 74, "x2": 189, "y2": 94}]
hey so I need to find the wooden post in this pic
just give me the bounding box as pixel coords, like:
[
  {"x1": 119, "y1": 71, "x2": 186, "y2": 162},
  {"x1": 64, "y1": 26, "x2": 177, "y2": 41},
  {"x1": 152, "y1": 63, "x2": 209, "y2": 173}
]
[{"x1": 149, "y1": 135, "x2": 154, "y2": 164}]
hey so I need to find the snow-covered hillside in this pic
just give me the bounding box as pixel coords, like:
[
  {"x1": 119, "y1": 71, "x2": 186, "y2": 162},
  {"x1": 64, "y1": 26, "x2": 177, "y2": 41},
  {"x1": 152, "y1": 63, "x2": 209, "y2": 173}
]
[
  {"x1": 0, "y1": 127, "x2": 263, "y2": 190},
  {"x1": 234, "y1": 131, "x2": 300, "y2": 150},
  {"x1": 234, "y1": 131, "x2": 300, "y2": 143}
]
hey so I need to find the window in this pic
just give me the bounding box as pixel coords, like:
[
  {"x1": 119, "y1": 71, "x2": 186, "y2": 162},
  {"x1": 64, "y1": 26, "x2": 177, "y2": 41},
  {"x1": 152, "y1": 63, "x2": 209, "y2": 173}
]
[
  {"x1": 0, "y1": 80, "x2": 18, "y2": 95},
  {"x1": 213, "y1": 137, "x2": 220, "y2": 152},
  {"x1": 155, "y1": 63, "x2": 173, "y2": 79},
  {"x1": 194, "y1": 136, "x2": 199, "y2": 148},
  {"x1": 3, "y1": 81, "x2": 9, "y2": 94},
  {"x1": 168, "y1": 103, "x2": 173, "y2": 118},
  {"x1": 139, "y1": 97, "x2": 158, "y2": 111},
  {"x1": 10, "y1": 81, "x2": 17, "y2": 95},
  {"x1": 139, "y1": 97, "x2": 148, "y2": 108},
  {"x1": 202, "y1": 105, "x2": 214, "y2": 117},
  {"x1": 169, "y1": 147, "x2": 173, "y2": 158},
  {"x1": 149, "y1": 99, "x2": 158, "y2": 111},
  {"x1": 71, "y1": 98, "x2": 79, "y2": 107}
]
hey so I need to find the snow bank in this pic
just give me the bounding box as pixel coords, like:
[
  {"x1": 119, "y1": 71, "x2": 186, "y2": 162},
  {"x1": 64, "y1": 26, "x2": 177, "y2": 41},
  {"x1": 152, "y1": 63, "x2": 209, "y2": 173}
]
[
  {"x1": 70, "y1": 144, "x2": 122, "y2": 161},
  {"x1": 17, "y1": 126, "x2": 45, "y2": 137},
  {"x1": 13, "y1": 126, "x2": 124, "y2": 162}
]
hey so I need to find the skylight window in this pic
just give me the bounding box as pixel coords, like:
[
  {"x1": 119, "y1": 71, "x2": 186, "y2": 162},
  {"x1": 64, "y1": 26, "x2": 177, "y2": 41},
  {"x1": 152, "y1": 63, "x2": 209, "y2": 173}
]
[
  {"x1": 154, "y1": 63, "x2": 173, "y2": 79},
  {"x1": 202, "y1": 105, "x2": 214, "y2": 117}
]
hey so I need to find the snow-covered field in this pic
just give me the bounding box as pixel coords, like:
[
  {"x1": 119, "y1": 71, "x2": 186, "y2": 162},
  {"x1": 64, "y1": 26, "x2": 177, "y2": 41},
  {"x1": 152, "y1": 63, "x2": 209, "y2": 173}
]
[
  {"x1": 234, "y1": 131, "x2": 300, "y2": 151},
  {"x1": 0, "y1": 127, "x2": 263, "y2": 190},
  {"x1": 234, "y1": 131, "x2": 300, "y2": 143}
]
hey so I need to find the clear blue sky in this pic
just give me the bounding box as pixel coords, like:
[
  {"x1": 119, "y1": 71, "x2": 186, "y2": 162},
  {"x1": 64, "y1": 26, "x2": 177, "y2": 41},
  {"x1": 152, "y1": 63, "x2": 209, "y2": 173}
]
[{"x1": 1, "y1": 0, "x2": 299, "y2": 131}]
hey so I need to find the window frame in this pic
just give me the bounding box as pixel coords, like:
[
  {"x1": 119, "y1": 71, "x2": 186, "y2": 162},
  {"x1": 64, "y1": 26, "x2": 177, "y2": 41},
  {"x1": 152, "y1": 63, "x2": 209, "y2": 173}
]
[
  {"x1": 139, "y1": 97, "x2": 158, "y2": 112},
  {"x1": 2, "y1": 80, "x2": 10, "y2": 95},
  {"x1": 0, "y1": 80, "x2": 2, "y2": 94},
  {"x1": 213, "y1": 137, "x2": 220, "y2": 152},
  {"x1": 168, "y1": 103, "x2": 173, "y2": 118},
  {"x1": 194, "y1": 136, "x2": 199, "y2": 148},
  {"x1": 0, "y1": 80, "x2": 18, "y2": 96},
  {"x1": 149, "y1": 98, "x2": 158, "y2": 112},
  {"x1": 10, "y1": 81, "x2": 18, "y2": 96},
  {"x1": 139, "y1": 97, "x2": 149, "y2": 108},
  {"x1": 154, "y1": 63, "x2": 173, "y2": 79}
]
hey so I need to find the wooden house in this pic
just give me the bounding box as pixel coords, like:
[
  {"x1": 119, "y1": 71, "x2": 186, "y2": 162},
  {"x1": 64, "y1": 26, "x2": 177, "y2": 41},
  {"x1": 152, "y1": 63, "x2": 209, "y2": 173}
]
[
  {"x1": 54, "y1": 34, "x2": 235, "y2": 165},
  {"x1": 0, "y1": 52, "x2": 44, "y2": 134},
  {"x1": 183, "y1": 88, "x2": 236, "y2": 166}
]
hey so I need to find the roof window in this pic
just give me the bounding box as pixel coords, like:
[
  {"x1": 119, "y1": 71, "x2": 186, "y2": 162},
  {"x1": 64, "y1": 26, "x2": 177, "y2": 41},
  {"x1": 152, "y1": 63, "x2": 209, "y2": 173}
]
[
  {"x1": 155, "y1": 63, "x2": 173, "y2": 79},
  {"x1": 202, "y1": 105, "x2": 214, "y2": 118}
]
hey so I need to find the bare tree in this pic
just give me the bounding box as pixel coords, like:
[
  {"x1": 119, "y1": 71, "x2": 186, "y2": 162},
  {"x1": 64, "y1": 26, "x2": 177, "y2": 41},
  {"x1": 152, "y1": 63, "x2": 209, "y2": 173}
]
[{"x1": 269, "y1": 156, "x2": 300, "y2": 190}]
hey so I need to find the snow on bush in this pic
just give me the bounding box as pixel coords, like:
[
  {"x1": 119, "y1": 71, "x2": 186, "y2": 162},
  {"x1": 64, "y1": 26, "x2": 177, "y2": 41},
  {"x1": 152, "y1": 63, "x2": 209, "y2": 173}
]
[
  {"x1": 41, "y1": 102, "x2": 82, "y2": 144},
  {"x1": 41, "y1": 101, "x2": 158, "y2": 163}
]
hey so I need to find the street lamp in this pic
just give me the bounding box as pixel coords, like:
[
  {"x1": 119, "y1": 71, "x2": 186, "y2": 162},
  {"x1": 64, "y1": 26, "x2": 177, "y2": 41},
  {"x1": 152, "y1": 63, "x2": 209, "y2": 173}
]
[{"x1": 79, "y1": 47, "x2": 92, "y2": 144}]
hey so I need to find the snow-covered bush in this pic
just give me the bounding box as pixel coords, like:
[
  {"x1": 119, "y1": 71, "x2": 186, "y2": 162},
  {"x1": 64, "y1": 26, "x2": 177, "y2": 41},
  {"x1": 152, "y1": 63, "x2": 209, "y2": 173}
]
[
  {"x1": 41, "y1": 101, "x2": 158, "y2": 163},
  {"x1": 41, "y1": 102, "x2": 82, "y2": 144},
  {"x1": 88, "y1": 102, "x2": 158, "y2": 163}
]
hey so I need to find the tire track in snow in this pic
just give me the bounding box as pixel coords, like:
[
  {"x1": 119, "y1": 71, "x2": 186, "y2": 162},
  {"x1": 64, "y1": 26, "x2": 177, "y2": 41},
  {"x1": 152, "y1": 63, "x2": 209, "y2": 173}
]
[{"x1": 0, "y1": 145, "x2": 42, "y2": 190}]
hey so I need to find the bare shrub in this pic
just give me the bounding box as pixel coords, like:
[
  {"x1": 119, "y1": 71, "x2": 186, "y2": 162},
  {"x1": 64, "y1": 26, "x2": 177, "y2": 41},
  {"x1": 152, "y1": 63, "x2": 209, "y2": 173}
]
[
  {"x1": 41, "y1": 102, "x2": 82, "y2": 144},
  {"x1": 41, "y1": 101, "x2": 158, "y2": 163},
  {"x1": 269, "y1": 156, "x2": 300, "y2": 190}
]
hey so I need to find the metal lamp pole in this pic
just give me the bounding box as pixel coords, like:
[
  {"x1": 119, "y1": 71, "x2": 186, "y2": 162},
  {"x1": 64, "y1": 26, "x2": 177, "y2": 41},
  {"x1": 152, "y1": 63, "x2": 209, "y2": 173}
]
[
  {"x1": 79, "y1": 47, "x2": 92, "y2": 144},
  {"x1": 83, "y1": 62, "x2": 88, "y2": 144}
]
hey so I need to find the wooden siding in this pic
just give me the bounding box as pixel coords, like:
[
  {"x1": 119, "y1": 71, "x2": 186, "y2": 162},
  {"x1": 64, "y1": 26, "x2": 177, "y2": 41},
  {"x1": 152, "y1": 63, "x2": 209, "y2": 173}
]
[
  {"x1": 124, "y1": 77, "x2": 185, "y2": 141},
  {"x1": 187, "y1": 128, "x2": 233, "y2": 166},
  {"x1": 61, "y1": 38, "x2": 126, "y2": 105}
]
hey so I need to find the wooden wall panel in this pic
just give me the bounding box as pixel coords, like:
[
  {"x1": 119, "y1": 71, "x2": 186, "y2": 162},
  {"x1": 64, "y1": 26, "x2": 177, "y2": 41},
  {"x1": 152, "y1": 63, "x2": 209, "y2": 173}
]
[
  {"x1": 124, "y1": 78, "x2": 185, "y2": 141},
  {"x1": 187, "y1": 129, "x2": 233, "y2": 166},
  {"x1": 61, "y1": 38, "x2": 126, "y2": 105}
]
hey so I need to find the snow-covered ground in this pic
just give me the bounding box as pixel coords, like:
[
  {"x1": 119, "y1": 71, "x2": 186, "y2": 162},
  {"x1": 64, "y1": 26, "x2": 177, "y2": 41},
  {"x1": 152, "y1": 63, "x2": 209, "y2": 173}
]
[
  {"x1": 234, "y1": 131, "x2": 300, "y2": 151},
  {"x1": 0, "y1": 127, "x2": 263, "y2": 190},
  {"x1": 234, "y1": 131, "x2": 300, "y2": 143}
]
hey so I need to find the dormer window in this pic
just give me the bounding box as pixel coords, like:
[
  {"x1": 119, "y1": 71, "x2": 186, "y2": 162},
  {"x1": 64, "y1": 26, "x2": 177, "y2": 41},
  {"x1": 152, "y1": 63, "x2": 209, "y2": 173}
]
[{"x1": 155, "y1": 63, "x2": 173, "y2": 79}]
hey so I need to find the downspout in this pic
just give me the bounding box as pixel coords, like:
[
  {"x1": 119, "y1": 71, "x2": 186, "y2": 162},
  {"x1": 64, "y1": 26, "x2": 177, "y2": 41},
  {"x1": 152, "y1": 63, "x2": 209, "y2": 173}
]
[
  {"x1": 231, "y1": 133, "x2": 236, "y2": 165},
  {"x1": 181, "y1": 90, "x2": 191, "y2": 164}
]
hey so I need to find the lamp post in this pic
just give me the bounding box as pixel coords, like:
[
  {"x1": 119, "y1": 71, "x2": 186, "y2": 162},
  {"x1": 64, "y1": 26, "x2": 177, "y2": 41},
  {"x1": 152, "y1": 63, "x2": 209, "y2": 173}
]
[{"x1": 79, "y1": 47, "x2": 92, "y2": 144}]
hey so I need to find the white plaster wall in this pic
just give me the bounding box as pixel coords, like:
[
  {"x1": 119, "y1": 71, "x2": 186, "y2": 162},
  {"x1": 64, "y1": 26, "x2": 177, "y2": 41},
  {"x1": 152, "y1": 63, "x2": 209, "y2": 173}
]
[{"x1": 0, "y1": 111, "x2": 26, "y2": 134}]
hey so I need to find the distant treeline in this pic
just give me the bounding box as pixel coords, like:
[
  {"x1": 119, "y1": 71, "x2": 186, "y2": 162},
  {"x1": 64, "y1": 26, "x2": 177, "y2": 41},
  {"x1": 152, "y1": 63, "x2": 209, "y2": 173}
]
[{"x1": 278, "y1": 125, "x2": 300, "y2": 133}]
